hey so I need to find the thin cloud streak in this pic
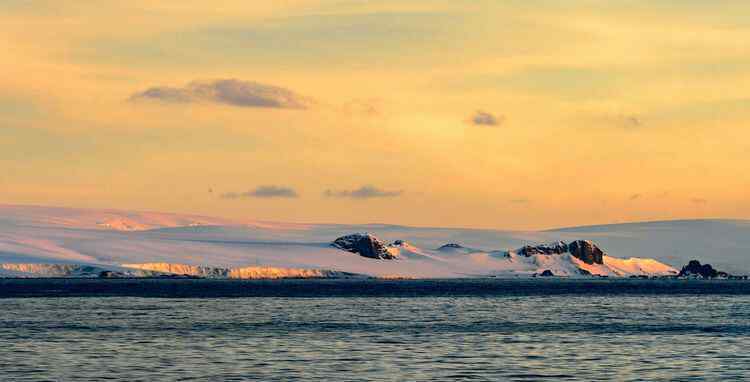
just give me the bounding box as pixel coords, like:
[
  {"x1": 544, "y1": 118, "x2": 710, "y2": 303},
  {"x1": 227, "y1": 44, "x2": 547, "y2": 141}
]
[
  {"x1": 324, "y1": 185, "x2": 403, "y2": 199},
  {"x1": 221, "y1": 185, "x2": 299, "y2": 199},
  {"x1": 470, "y1": 110, "x2": 502, "y2": 126},
  {"x1": 509, "y1": 198, "x2": 530, "y2": 204},
  {"x1": 130, "y1": 79, "x2": 311, "y2": 109}
]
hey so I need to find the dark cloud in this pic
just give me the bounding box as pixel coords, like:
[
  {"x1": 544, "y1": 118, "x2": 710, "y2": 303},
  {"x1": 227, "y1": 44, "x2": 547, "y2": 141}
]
[
  {"x1": 470, "y1": 110, "x2": 502, "y2": 126},
  {"x1": 324, "y1": 185, "x2": 403, "y2": 199},
  {"x1": 221, "y1": 186, "x2": 299, "y2": 199},
  {"x1": 132, "y1": 87, "x2": 192, "y2": 103},
  {"x1": 130, "y1": 79, "x2": 311, "y2": 109}
]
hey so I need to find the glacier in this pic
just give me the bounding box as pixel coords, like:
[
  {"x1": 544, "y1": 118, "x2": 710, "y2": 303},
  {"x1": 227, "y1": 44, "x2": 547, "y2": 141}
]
[{"x1": 0, "y1": 204, "x2": 748, "y2": 278}]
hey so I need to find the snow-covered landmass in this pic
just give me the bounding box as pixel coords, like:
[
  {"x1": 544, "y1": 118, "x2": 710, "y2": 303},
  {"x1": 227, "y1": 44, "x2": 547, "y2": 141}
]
[
  {"x1": 0, "y1": 204, "x2": 747, "y2": 278},
  {"x1": 0, "y1": 263, "x2": 160, "y2": 278},
  {"x1": 0, "y1": 262, "x2": 359, "y2": 279},
  {"x1": 122, "y1": 263, "x2": 361, "y2": 279}
]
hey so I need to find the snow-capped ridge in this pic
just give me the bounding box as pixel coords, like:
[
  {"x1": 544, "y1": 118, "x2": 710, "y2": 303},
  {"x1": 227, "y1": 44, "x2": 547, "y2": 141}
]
[
  {"x1": 436, "y1": 243, "x2": 486, "y2": 254},
  {"x1": 603, "y1": 256, "x2": 679, "y2": 277},
  {"x1": 331, "y1": 233, "x2": 398, "y2": 260},
  {"x1": 515, "y1": 240, "x2": 604, "y2": 265},
  {"x1": 1, "y1": 204, "x2": 741, "y2": 279},
  {"x1": 0, "y1": 204, "x2": 309, "y2": 232},
  {"x1": 496, "y1": 239, "x2": 677, "y2": 277}
]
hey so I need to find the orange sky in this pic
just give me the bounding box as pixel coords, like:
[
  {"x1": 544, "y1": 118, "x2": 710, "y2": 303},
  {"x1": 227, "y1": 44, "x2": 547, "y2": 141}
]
[{"x1": 1, "y1": 1, "x2": 749, "y2": 229}]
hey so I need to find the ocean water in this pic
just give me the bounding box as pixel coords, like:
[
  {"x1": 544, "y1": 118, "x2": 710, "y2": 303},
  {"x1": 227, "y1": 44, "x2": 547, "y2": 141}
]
[{"x1": 1, "y1": 280, "x2": 749, "y2": 381}]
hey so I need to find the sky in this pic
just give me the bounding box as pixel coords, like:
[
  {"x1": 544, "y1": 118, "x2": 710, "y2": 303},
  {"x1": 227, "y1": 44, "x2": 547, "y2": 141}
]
[{"x1": 1, "y1": 1, "x2": 749, "y2": 230}]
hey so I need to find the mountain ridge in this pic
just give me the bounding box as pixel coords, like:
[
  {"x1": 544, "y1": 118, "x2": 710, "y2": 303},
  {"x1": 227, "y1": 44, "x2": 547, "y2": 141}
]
[{"x1": 0, "y1": 205, "x2": 747, "y2": 277}]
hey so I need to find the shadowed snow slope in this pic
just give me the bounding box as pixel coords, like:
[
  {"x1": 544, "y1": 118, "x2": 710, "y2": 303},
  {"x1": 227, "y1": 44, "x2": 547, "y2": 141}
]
[{"x1": 0, "y1": 205, "x2": 746, "y2": 277}]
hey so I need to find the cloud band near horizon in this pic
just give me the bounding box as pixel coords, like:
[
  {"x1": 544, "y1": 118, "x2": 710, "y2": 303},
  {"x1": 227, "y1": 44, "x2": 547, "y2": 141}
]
[
  {"x1": 221, "y1": 185, "x2": 299, "y2": 199},
  {"x1": 324, "y1": 185, "x2": 403, "y2": 199}
]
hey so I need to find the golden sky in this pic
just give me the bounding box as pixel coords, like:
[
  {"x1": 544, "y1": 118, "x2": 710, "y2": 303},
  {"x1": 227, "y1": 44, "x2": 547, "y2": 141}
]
[{"x1": 2, "y1": 1, "x2": 749, "y2": 229}]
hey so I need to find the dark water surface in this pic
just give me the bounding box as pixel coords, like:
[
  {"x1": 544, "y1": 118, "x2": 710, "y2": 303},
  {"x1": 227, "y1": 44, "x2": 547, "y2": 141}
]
[{"x1": 1, "y1": 279, "x2": 749, "y2": 381}]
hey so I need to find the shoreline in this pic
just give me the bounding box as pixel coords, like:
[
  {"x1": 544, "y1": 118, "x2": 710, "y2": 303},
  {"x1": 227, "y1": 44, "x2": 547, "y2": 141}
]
[{"x1": 2, "y1": 277, "x2": 750, "y2": 298}]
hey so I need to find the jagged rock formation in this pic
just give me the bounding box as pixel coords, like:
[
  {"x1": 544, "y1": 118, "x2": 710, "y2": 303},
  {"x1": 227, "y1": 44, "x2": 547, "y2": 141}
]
[
  {"x1": 678, "y1": 260, "x2": 729, "y2": 279},
  {"x1": 331, "y1": 233, "x2": 398, "y2": 260},
  {"x1": 568, "y1": 240, "x2": 604, "y2": 265},
  {"x1": 518, "y1": 241, "x2": 568, "y2": 256},
  {"x1": 517, "y1": 240, "x2": 604, "y2": 265}
]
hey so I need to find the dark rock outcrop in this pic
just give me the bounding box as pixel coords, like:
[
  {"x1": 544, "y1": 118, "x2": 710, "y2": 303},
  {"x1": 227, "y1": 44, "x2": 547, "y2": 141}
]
[
  {"x1": 516, "y1": 240, "x2": 605, "y2": 265},
  {"x1": 678, "y1": 260, "x2": 729, "y2": 279},
  {"x1": 568, "y1": 240, "x2": 604, "y2": 265},
  {"x1": 331, "y1": 233, "x2": 397, "y2": 260},
  {"x1": 518, "y1": 241, "x2": 568, "y2": 256},
  {"x1": 539, "y1": 269, "x2": 555, "y2": 277},
  {"x1": 98, "y1": 270, "x2": 125, "y2": 278}
]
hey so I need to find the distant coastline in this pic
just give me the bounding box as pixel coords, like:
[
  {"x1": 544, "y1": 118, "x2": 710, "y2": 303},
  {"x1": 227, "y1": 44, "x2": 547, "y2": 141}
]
[
  {"x1": 2, "y1": 278, "x2": 750, "y2": 299},
  {"x1": 2, "y1": 205, "x2": 749, "y2": 279}
]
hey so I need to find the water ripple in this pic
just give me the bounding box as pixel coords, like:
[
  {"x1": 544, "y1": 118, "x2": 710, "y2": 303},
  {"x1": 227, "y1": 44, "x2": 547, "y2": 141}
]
[{"x1": 0, "y1": 293, "x2": 748, "y2": 381}]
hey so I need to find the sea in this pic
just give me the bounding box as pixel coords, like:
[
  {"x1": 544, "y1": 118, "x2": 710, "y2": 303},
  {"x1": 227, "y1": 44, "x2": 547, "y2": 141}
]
[{"x1": 1, "y1": 279, "x2": 749, "y2": 381}]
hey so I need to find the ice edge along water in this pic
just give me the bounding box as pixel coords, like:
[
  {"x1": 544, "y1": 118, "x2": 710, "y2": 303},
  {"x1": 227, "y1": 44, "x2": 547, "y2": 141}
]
[{"x1": 1, "y1": 204, "x2": 748, "y2": 278}]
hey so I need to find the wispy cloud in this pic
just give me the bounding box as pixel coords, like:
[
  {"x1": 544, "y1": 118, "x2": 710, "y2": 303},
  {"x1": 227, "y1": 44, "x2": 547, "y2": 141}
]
[
  {"x1": 509, "y1": 198, "x2": 530, "y2": 204},
  {"x1": 470, "y1": 110, "x2": 502, "y2": 126},
  {"x1": 691, "y1": 198, "x2": 708, "y2": 205},
  {"x1": 341, "y1": 99, "x2": 382, "y2": 117},
  {"x1": 130, "y1": 79, "x2": 311, "y2": 109},
  {"x1": 221, "y1": 185, "x2": 299, "y2": 199},
  {"x1": 618, "y1": 114, "x2": 644, "y2": 129},
  {"x1": 324, "y1": 185, "x2": 403, "y2": 199},
  {"x1": 629, "y1": 193, "x2": 641, "y2": 201}
]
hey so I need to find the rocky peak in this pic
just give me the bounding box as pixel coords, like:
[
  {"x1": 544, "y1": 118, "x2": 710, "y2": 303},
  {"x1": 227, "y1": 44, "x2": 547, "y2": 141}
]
[
  {"x1": 568, "y1": 240, "x2": 605, "y2": 265},
  {"x1": 331, "y1": 233, "x2": 398, "y2": 260},
  {"x1": 678, "y1": 260, "x2": 728, "y2": 279},
  {"x1": 518, "y1": 241, "x2": 568, "y2": 256},
  {"x1": 516, "y1": 240, "x2": 605, "y2": 265}
]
